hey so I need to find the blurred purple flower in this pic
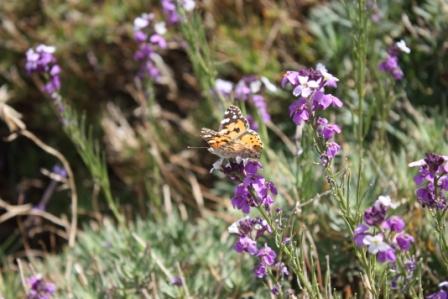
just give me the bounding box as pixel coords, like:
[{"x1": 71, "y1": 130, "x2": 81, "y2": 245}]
[
  {"x1": 235, "y1": 236, "x2": 258, "y2": 255},
  {"x1": 410, "y1": 153, "x2": 448, "y2": 209},
  {"x1": 25, "y1": 45, "x2": 61, "y2": 97},
  {"x1": 376, "y1": 248, "x2": 396, "y2": 263},
  {"x1": 382, "y1": 216, "x2": 405, "y2": 232},
  {"x1": 395, "y1": 233, "x2": 414, "y2": 251},
  {"x1": 379, "y1": 40, "x2": 410, "y2": 80},
  {"x1": 26, "y1": 275, "x2": 56, "y2": 299},
  {"x1": 170, "y1": 276, "x2": 183, "y2": 287}
]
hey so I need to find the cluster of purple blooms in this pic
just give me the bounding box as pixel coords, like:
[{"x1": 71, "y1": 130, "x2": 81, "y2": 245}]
[
  {"x1": 26, "y1": 274, "x2": 56, "y2": 299},
  {"x1": 133, "y1": 13, "x2": 168, "y2": 81},
  {"x1": 281, "y1": 64, "x2": 343, "y2": 164},
  {"x1": 228, "y1": 215, "x2": 288, "y2": 280},
  {"x1": 215, "y1": 76, "x2": 277, "y2": 129},
  {"x1": 409, "y1": 153, "x2": 448, "y2": 210},
  {"x1": 379, "y1": 40, "x2": 410, "y2": 80},
  {"x1": 161, "y1": 0, "x2": 195, "y2": 25},
  {"x1": 354, "y1": 195, "x2": 414, "y2": 264},
  {"x1": 25, "y1": 45, "x2": 61, "y2": 97},
  {"x1": 217, "y1": 159, "x2": 287, "y2": 284},
  {"x1": 427, "y1": 282, "x2": 448, "y2": 299}
]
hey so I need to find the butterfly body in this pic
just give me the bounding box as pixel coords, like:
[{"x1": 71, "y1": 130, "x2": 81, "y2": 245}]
[{"x1": 200, "y1": 105, "x2": 263, "y2": 159}]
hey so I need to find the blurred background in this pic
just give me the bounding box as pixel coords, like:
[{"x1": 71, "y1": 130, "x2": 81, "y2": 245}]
[{"x1": 0, "y1": 0, "x2": 447, "y2": 297}]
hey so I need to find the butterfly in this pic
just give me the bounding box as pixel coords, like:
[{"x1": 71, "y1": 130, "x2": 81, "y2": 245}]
[{"x1": 200, "y1": 105, "x2": 263, "y2": 159}]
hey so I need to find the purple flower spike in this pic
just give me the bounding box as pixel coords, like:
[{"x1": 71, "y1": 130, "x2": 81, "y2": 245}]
[{"x1": 25, "y1": 45, "x2": 61, "y2": 96}]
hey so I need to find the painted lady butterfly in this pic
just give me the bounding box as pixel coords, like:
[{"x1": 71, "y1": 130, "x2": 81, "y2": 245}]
[{"x1": 201, "y1": 105, "x2": 263, "y2": 159}]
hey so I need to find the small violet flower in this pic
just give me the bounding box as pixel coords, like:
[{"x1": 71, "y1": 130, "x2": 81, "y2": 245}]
[
  {"x1": 410, "y1": 153, "x2": 448, "y2": 209},
  {"x1": 26, "y1": 274, "x2": 56, "y2": 299},
  {"x1": 379, "y1": 40, "x2": 410, "y2": 80}
]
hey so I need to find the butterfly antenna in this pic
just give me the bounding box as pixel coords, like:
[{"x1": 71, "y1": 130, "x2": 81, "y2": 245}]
[{"x1": 187, "y1": 146, "x2": 209, "y2": 149}]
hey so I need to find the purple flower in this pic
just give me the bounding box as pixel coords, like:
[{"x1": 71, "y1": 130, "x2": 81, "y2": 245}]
[
  {"x1": 26, "y1": 275, "x2": 56, "y2": 299},
  {"x1": 281, "y1": 71, "x2": 300, "y2": 88},
  {"x1": 313, "y1": 91, "x2": 343, "y2": 110},
  {"x1": 161, "y1": 0, "x2": 181, "y2": 24},
  {"x1": 254, "y1": 245, "x2": 277, "y2": 278},
  {"x1": 289, "y1": 99, "x2": 310, "y2": 125},
  {"x1": 316, "y1": 63, "x2": 339, "y2": 88},
  {"x1": 427, "y1": 290, "x2": 448, "y2": 299},
  {"x1": 25, "y1": 45, "x2": 61, "y2": 96},
  {"x1": 231, "y1": 184, "x2": 252, "y2": 213},
  {"x1": 254, "y1": 263, "x2": 268, "y2": 278},
  {"x1": 325, "y1": 142, "x2": 341, "y2": 159},
  {"x1": 257, "y1": 245, "x2": 276, "y2": 266},
  {"x1": 379, "y1": 40, "x2": 410, "y2": 80},
  {"x1": 353, "y1": 224, "x2": 369, "y2": 247},
  {"x1": 364, "y1": 202, "x2": 386, "y2": 226},
  {"x1": 395, "y1": 233, "x2": 414, "y2": 251},
  {"x1": 214, "y1": 79, "x2": 234, "y2": 98},
  {"x1": 382, "y1": 216, "x2": 405, "y2": 232},
  {"x1": 411, "y1": 153, "x2": 448, "y2": 209},
  {"x1": 235, "y1": 236, "x2": 258, "y2": 255},
  {"x1": 376, "y1": 248, "x2": 396, "y2": 263},
  {"x1": 271, "y1": 284, "x2": 280, "y2": 296},
  {"x1": 317, "y1": 117, "x2": 341, "y2": 140},
  {"x1": 170, "y1": 276, "x2": 183, "y2": 287}
]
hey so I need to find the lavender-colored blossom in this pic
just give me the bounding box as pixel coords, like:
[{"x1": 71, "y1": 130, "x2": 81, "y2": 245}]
[
  {"x1": 363, "y1": 234, "x2": 390, "y2": 254},
  {"x1": 26, "y1": 275, "x2": 56, "y2": 299},
  {"x1": 214, "y1": 79, "x2": 234, "y2": 98},
  {"x1": 316, "y1": 63, "x2": 339, "y2": 88},
  {"x1": 427, "y1": 290, "x2": 448, "y2": 299},
  {"x1": 317, "y1": 117, "x2": 341, "y2": 140},
  {"x1": 313, "y1": 91, "x2": 343, "y2": 110},
  {"x1": 170, "y1": 276, "x2": 183, "y2": 287},
  {"x1": 289, "y1": 99, "x2": 309, "y2": 125},
  {"x1": 376, "y1": 248, "x2": 396, "y2": 263},
  {"x1": 161, "y1": 0, "x2": 181, "y2": 24},
  {"x1": 379, "y1": 40, "x2": 410, "y2": 80},
  {"x1": 382, "y1": 216, "x2": 405, "y2": 232},
  {"x1": 325, "y1": 142, "x2": 341, "y2": 159},
  {"x1": 235, "y1": 236, "x2": 258, "y2": 255},
  {"x1": 254, "y1": 245, "x2": 277, "y2": 278},
  {"x1": 257, "y1": 245, "x2": 277, "y2": 266},
  {"x1": 25, "y1": 45, "x2": 61, "y2": 97},
  {"x1": 353, "y1": 224, "x2": 369, "y2": 247},
  {"x1": 271, "y1": 284, "x2": 280, "y2": 296},
  {"x1": 411, "y1": 153, "x2": 448, "y2": 209},
  {"x1": 395, "y1": 233, "x2": 414, "y2": 251},
  {"x1": 364, "y1": 201, "x2": 387, "y2": 226}
]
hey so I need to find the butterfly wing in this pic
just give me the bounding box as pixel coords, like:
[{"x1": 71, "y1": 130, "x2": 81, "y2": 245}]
[
  {"x1": 201, "y1": 105, "x2": 263, "y2": 159},
  {"x1": 223, "y1": 129, "x2": 263, "y2": 159},
  {"x1": 219, "y1": 105, "x2": 249, "y2": 139}
]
